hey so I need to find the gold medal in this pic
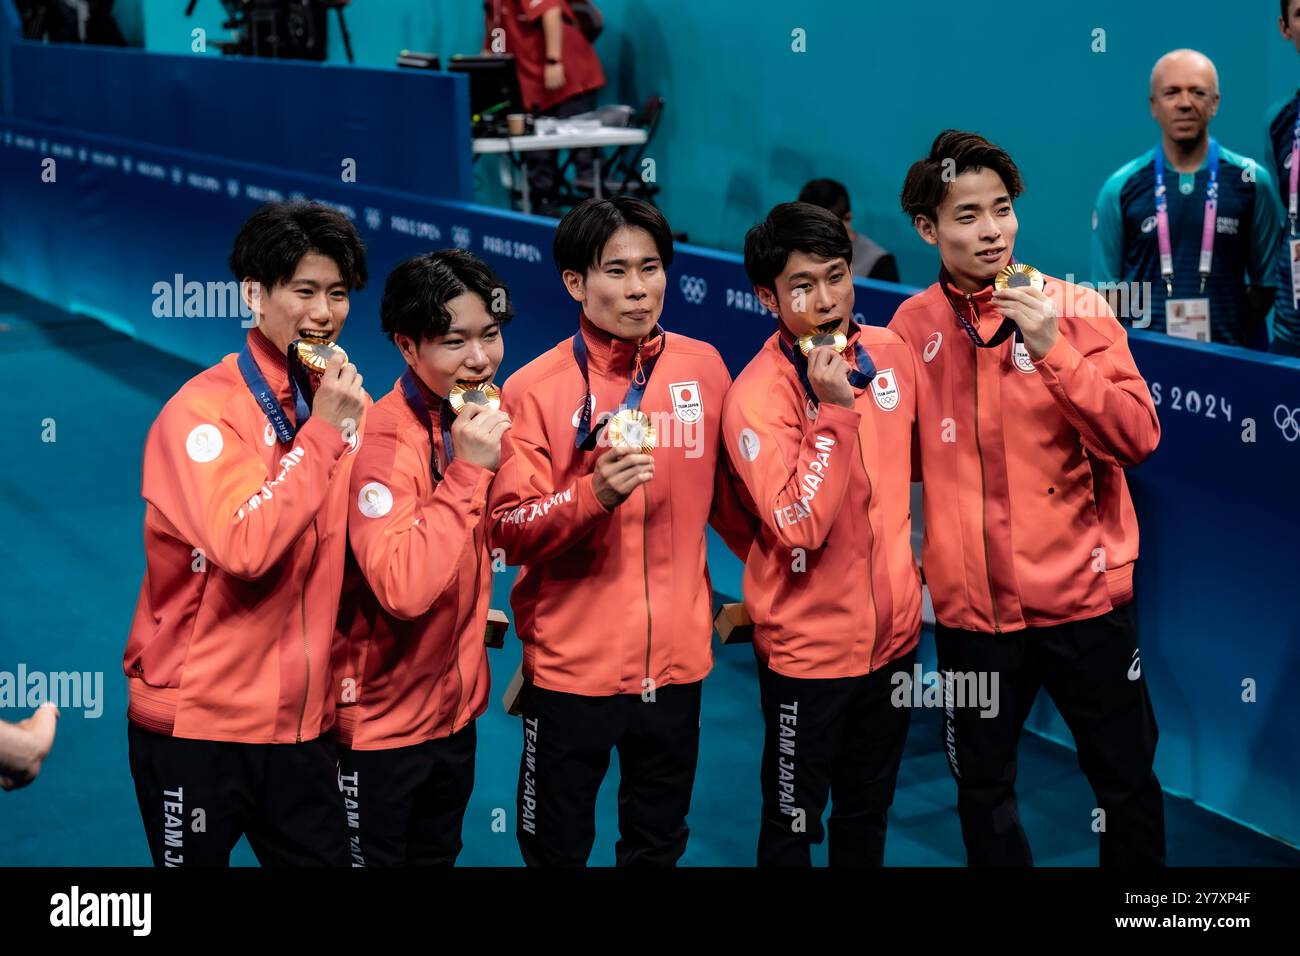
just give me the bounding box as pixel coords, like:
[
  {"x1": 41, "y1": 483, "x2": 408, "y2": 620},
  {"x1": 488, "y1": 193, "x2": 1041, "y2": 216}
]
[
  {"x1": 605, "y1": 408, "x2": 656, "y2": 453},
  {"x1": 448, "y1": 381, "x2": 502, "y2": 413},
  {"x1": 994, "y1": 262, "x2": 1044, "y2": 293},
  {"x1": 796, "y1": 329, "x2": 848, "y2": 356},
  {"x1": 292, "y1": 338, "x2": 348, "y2": 374}
]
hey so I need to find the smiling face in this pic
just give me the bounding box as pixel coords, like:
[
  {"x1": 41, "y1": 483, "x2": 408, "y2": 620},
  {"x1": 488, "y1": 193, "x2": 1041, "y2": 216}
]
[
  {"x1": 243, "y1": 251, "x2": 351, "y2": 354},
  {"x1": 1149, "y1": 51, "x2": 1219, "y2": 147},
  {"x1": 395, "y1": 290, "x2": 504, "y2": 398},
  {"x1": 755, "y1": 250, "x2": 854, "y2": 337},
  {"x1": 562, "y1": 225, "x2": 666, "y2": 341},
  {"x1": 913, "y1": 167, "x2": 1017, "y2": 292}
]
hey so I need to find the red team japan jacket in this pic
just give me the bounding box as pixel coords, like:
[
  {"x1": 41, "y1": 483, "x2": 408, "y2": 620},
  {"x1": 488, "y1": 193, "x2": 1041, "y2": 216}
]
[
  {"x1": 124, "y1": 328, "x2": 366, "y2": 744},
  {"x1": 889, "y1": 275, "x2": 1161, "y2": 634},
  {"x1": 488, "y1": 313, "x2": 756, "y2": 697},
  {"x1": 722, "y1": 323, "x2": 922, "y2": 679},
  {"x1": 331, "y1": 376, "x2": 493, "y2": 750}
]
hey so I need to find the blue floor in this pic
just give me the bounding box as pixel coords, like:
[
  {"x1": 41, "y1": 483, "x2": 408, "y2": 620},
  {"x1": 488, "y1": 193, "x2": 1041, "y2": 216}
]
[{"x1": 1, "y1": 283, "x2": 1296, "y2": 866}]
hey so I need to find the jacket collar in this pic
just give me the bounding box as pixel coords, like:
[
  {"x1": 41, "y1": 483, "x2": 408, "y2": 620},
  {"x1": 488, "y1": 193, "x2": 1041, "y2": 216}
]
[
  {"x1": 938, "y1": 270, "x2": 1003, "y2": 333},
  {"x1": 577, "y1": 311, "x2": 665, "y2": 377}
]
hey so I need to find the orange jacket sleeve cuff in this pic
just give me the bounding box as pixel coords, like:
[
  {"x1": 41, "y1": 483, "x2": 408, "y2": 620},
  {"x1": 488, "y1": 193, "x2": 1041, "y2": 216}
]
[
  {"x1": 577, "y1": 471, "x2": 613, "y2": 517},
  {"x1": 1031, "y1": 333, "x2": 1080, "y2": 383}
]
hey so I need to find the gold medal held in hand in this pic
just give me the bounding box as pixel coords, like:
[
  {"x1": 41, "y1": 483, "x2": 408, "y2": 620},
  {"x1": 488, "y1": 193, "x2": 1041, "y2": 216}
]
[
  {"x1": 796, "y1": 329, "x2": 848, "y2": 356},
  {"x1": 292, "y1": 338, "x2": 349, "y2": 374},
  {"x1": 994, "y1": 262, "x2": 1044, "y2": 293},
  {"x1": 448, "y1": 381, "x2": 502, "y2": 413},
  {"x1": 605, "y1": 408, "x2": 657, "y2": 453}
]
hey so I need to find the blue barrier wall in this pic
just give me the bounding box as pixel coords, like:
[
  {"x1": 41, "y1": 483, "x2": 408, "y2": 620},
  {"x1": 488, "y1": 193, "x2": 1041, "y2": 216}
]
[{"x1": 5, "y1": 38, "x2": 473, "y2": 200}]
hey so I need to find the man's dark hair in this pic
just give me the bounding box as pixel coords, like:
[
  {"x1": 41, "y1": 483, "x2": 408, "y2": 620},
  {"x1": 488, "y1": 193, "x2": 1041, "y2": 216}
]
[
  {"x1": 552, "y1": 197, "x2": 675, "y2": 276},
  {"x1": 380, "y1": 248, "x2": 514, "y2": 343},
  {"x1": 900, "y1": 130, "x2": 1024, "y2": 222},
  {"x1": 797, "y1": 178, "x2": 851, "y2": 219},
  {"x1": 228, "y1": 200, "x2": 368, "y2": 292},
  {"x1": 743, "y1": 201, "x2": 853, "y2": 292}
]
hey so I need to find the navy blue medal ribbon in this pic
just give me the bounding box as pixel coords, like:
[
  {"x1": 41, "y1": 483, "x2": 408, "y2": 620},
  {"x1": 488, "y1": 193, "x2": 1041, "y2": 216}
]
[
  {"x1": 571, "y1": 327, "x2": 666, "y2": 450},
  {"x1": 400, "y1": 367, "x2": 456, "y2": 482},
  {"x1": 237, "y1": 342, "x2": 312, "y2": 444},
  {"x1": 938, "y1": 266, "x2": 1021, "y2": 348}
]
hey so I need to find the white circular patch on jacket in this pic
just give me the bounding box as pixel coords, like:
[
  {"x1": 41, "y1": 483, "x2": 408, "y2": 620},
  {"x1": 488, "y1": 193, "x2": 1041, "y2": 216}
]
[
  {"x1": 185, "y1": 424, "x2": 223, "y2": 463},
  {"x1": 263, "y1": 422, "x2": 276, "y2": 446},
  {"x1": 737, "y1": 428, "x2": 761, "y2": 462},
  {"x1": 357, "y1": 481, "x2": 393, "y2": 518}
]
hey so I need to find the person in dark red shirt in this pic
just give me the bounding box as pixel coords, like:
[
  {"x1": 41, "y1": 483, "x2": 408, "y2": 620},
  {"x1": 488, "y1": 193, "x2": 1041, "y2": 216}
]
[{"x1": 484, "y1": 0, "x2": 607, "y2": 209}]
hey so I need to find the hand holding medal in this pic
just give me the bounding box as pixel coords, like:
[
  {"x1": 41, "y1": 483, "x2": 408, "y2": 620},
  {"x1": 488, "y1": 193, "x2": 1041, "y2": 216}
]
[
  {"x1": 292, "y1": 338, "x2": 365, "y2": 434},
  {"x1": 448, "y1": 382, "x2": 511, "y2": 472},
  {"x1": 990, "y1": 261, "x2": 1059, "y2": 361},
  {"x1": 796, "y1": 320, "x2": 856, "y2": 409},
  {"x1": 591, "y1": 442, "x2": 655, "y2": 510}
]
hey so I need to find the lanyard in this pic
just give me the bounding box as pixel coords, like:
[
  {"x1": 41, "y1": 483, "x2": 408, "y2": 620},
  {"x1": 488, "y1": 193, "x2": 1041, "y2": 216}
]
[
  {"x1": 777, "y1": 327, "x2": 877, "y2": 407},
  {"x1": 237, "y1": 343, "x2": 312, "y2": 444},
  {"x1": 1154, "y1": 137, "x2": 1219, "y2": 296},
  {"x1": 937, "y1": 266, "x2": 1021, "y2": 349},
  {"x1": 571, "y1": 327, "x2": 665, "y2": 450},
  {"x1": 400, "y1": 368, "x2": 455, "y2": 482},
  {"x1": 1289, "y1": 95, "x2": 1300, "y2": 236}
]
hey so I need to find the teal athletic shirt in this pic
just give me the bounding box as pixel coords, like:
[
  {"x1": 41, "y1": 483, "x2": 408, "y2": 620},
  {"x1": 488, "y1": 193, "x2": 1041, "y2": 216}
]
[
  {"x1": 1091, "y1": 144, "x2": 1281, "y2": 347},
  {"x1": 1266, "y1": 89, "x2": 1300, "y2": 347}
]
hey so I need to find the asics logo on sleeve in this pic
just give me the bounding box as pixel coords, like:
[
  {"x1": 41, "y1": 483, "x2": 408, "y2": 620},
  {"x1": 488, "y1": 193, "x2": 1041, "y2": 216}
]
[{"x1": 923, "y1": 332, "x2": 943, "y2": 363}]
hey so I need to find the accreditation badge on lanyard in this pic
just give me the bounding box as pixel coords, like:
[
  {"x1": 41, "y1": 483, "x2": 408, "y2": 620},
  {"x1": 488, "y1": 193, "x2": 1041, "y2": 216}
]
[
  {"x1": 1155, "y1": 138, "x2": 1218, "y2": 342},
  {"x1": 1288, "y1": 95, "x2": 1300, "y2": 308}
]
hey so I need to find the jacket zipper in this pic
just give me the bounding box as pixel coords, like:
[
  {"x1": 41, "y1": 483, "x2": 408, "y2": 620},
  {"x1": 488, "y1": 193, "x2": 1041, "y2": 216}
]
[
  {"x1": 631, "y1": 341, "x2": 652, "y2": 686},
  {"x1": 855, "y1": 440, "x2": 881, "y2": 672},
  {"x1": 642, "y1": 484, "x2": 652, "y2": 682},
  {"x1": 968, "y1": 293, "x2": 1002, "y2": 634},
  {"x1": 296, "y1": 519, "x2": 319, "y2": 742}
]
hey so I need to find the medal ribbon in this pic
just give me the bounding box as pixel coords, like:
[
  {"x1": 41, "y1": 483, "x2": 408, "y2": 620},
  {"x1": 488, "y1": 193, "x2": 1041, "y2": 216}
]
[
  {"x1": 400, "y1": 367, "x2": 456, "y2": 481},
  {"x1": 571, "y1": 327, "x2": 665, "y2": 450},
  {"x1": 237, "y1": 342, "x2": 312, "y2": 444},
  {"x1": 938, "y1": 265, "x2": 1021, "y2": 349}
]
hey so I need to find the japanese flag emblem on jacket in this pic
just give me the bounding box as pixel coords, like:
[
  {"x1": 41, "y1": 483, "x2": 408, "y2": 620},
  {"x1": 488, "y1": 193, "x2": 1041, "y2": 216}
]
[
  {"x1": 871, "y1": 369, "x2": 899, "y2": 411},
  {"x1": 670, "y1": 380, "x2": 703, "y2": 424}
]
